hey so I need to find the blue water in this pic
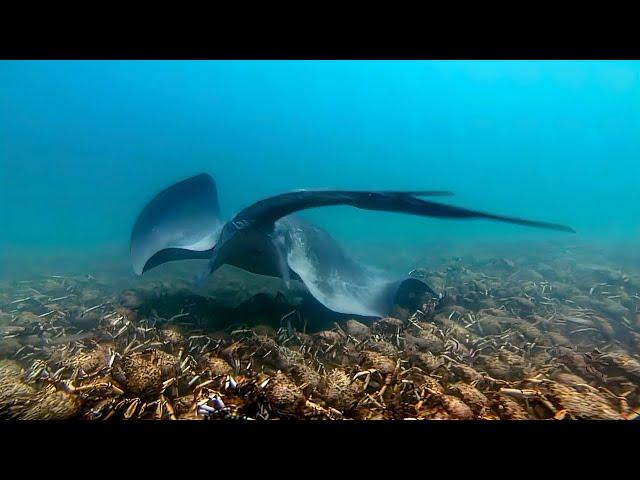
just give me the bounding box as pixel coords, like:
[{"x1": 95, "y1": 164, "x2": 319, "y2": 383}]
[{"x1": 2, "y1": 60, "x2": 639, "y2": 277}]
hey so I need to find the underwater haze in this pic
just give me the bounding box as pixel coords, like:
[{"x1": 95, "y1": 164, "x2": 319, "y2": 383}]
[
  {"x1": 1, "y1": 60, "x2": 639, "y2": 278},
  {"x1": 4, "y1": 60, "x2": 640, "y2": 421}
]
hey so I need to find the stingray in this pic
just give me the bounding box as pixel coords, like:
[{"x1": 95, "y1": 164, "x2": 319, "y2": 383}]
[{"x1": 130, "y1": 173, "x2": 574, "y2": 318}]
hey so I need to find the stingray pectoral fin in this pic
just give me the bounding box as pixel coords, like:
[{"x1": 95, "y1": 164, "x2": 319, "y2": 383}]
[
  {"x1": 130, "y1": 173, "x2": 223, "y2": 275},
  {"x1": 382, "y1": 190, "x2": 454, "y2": 197},
  {"x1": 234, "y1": 190, "x2": 575, "y2": 233}
]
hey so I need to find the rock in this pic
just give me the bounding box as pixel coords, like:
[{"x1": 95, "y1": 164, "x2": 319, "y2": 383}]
[
  {"x1": 450, "y1": 363, "x2": 485, "y2": 385},
  {"x1": 510, "y1": 297, "x2": 535, "y2": 310},
  {"x1": 481, "y1": 356, "x2": 513, "y2": 380},
  {"x1": 313, "y1": 330, "x2": 343, "y2": 345},
  {"x1": 372, "y1": 317, "x2": 404, "y2": 334},
  {"x1": 425, "y1": 275, "x2": 446, "y2": 294},
  {"x1": 79, "y1": 289, "x2": 101, "y2": 304},
  {"x1": 252, "y1": 325, "x2": 277, "y2": 338},
  {"x1": 440, "y1": 394, "x2": 473, "y2": 419},
  {"x1": 439, "y1": 305, "x2": 468, "y2": 318},
  {"x1": 592, "y1": 298, "x2": 629, "y2": 320},
  {"x1": 509, "y1": 269, "x2": 544, "y2": 282},
  {"x1": 544, "y1": 332, "x2": 571, "y2": 347},
  {"x1": 407, "y1": 351, "x2": 444, "y2": 373},
  {"x1": 358, "y1": 351, "x2": 396, "y2": 376},
  {"x1": 572, "y1": 295, "x2": 591, "y2": 306},
  {"x1": 0, "y1": 312, "x2": 13, "y2": 325},
  {"x1": 160, "y1": 327, "x2": 185, "y2": 346},
  {"x1": 590, "y1": 316, "x2": 615, "y2": 338},
  {"x1": 578, "y1": 264, "x2": 624, "y2": 284},
  {"x1": 545, "y1": 382, "x2": 622, "y2": 420},
  {"x1": 343, "y1": 319, "x2": 370, "y2": 340},
  {"x1": 448, "y1": 382, "x2": 488, "y2": 414},
  {"x1": 499, "y1": 258, "x2": 516, "y2": 270},
  {"x1": 0, "y1": 379, "x2": 35, "y2": 416},
  {"x1": 530, "y1": 350, "x2": 551, "y2": 367},
  {"x1": 514, "y1": 319, "x2": 541, "y2": 340},
  {"x1": 199, "y1": 354, "x2": 233, "y2": 377},
  {"x1": 0, "y1": 366, "x2": 36, "y2": 418},
  {"x1": 0, "y1": 359, "x2": 24, "y2": 382},
  {"x1": 414, "y1": 322, "x2": 441, "y2": 335},
  {"x1": 597, "y1": 352, "x2": 640, "y2": 381},
  {"x1": 0, "y1": 337, "x2": 22, "y2": 357},
  {"x1": 68, "y1": 306, "x2": 102, "y2": 330},
  {"x1": 405, "y1": 332, "x2": 444, "y2": 353},
  {"x1": 15, "y1": 312, "x2": 41, "y2": 327},
  {"x1": 478, "y1": 297, "x2": 497, "y2": 309},
  {"x1": 534, "y1": 263, "x2": 557, "y2": 280},
  {"x1": 476, "y1": 315, "x2": 504, "y2": 335},
  {"x1": 498, "y1": 350, "x2": 526, "y2": 376},
  {"x1": 496, "y1": 394, "x2": 529, "y2": 419},
  {"x1": 366, "y1": 339, "x2": 398, "y2": 357},
  {"x1": 119, "y1": 290, "x2": 145, "y2": 309},
  {"x1": 551, "y1": 371, "x2": 588, "y2": 386}
]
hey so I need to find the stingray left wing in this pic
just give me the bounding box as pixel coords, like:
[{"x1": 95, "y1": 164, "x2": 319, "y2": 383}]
[{"x1": 130, "y1": 173, "x2": 223, "y2": 275}]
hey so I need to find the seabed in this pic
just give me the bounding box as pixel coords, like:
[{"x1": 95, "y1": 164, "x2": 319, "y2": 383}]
[{"x1": 1, "y1": 242, "x2": 639, "y2": 420}]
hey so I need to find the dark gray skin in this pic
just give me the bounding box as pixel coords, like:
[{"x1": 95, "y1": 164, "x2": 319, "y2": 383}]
[
  {"x1": 131, "y1": 173, "x2": 575, "y2": 318},
  {"x1": 131, "y1": 173, "x2": 223, "y2": 276}
]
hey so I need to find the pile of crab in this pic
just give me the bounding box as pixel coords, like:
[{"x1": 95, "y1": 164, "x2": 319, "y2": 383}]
[{"x1": 1, "y1": 242, "x2": 640, "y2": 420}]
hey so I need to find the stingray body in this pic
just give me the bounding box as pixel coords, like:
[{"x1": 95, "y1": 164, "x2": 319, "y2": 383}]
[{"x1": 130, "y1": 173, "x2": 574, "y2": 318}]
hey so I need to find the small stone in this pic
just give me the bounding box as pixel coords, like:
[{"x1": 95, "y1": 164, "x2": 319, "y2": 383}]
[
  {"x1": 448, "y1": 382, "x2": 488, "y2": 414},
  {"x1": 313, "y1": 330, "x2": 343, "y2": 345},
  {"x1": 496, "y1": 394, "x2": 529, "y2": 420},
  {"x1": 405, "y1": 332, "x2": 444, "y2": 353},
  {"x1": 440, "y1": 394, "x2": 473, "y2": 419},
  {"x1": 358, "y1": 351, "x2": 396, "y2": 376},
  {"x1": 199, "y1": 354, "x2": 233, "y2": 377},
  {"x1": 509, "y1": 269, "x2": 544, "y2": 282},
  {"x1": 119, "y1": 290, "x2": 145, "y2": 309},
  {"x1": 343, "y1": 319, "x2": 371, "y2": 340},
  {"x1": 372, "y1": 317, "x2": 404, "y2": 334}
]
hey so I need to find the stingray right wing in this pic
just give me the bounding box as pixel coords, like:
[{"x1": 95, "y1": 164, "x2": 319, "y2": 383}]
[
  {"x1": 234, "y1": 190, "x2": 576, "y2": 233},
  {"x1": 130, "y1": 173, "x2": 223, "y2": 275},
  {"x1": 242, "y1": 189, "x2": 574, "y2": 317}
]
